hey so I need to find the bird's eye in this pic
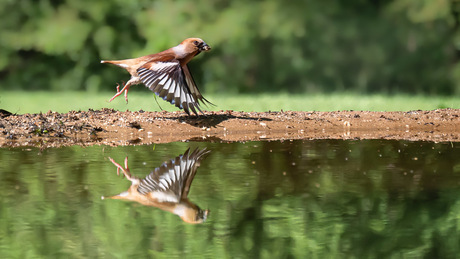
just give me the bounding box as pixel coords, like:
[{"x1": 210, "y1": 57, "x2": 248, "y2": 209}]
[{"x1": 193, "y1": 40, "x2": 199, "y2": 46}]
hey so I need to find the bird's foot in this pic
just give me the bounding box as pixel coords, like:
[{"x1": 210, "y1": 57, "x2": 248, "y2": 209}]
[
  {"x1": 108, "y1": 156, "x2": 134, "y2": 180},
  {"x1": 109, "y1": 81, "x2": 129, "y2": 103}
]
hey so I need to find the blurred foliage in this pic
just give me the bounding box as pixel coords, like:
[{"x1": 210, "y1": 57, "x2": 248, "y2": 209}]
[
  {"x1": 0, "y1": 140, "x2": 459, "y2": 257},
  {"x1": 0, "y1": 0, "x2": 460, "y2": 95}
]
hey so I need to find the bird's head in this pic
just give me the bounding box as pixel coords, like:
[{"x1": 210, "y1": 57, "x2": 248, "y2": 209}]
[
  {"x1": 180, "y1": 206, "x2": 210, "y2": 224},
  {"x1": 181, "y1": 38, "x2": 211, "y2": 53},
  {"x1": 173, "y1": 38, "x2": 211, "y2": 61}
]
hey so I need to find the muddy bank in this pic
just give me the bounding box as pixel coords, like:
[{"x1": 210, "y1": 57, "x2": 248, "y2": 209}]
[{"x1": 0, "y1": 109, "x2": 459, "y2": 148}]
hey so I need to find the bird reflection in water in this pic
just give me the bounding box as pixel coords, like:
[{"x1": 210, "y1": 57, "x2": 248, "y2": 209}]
[{"x1": 102, "y1": 148, "x2": 210, "y2": 224}]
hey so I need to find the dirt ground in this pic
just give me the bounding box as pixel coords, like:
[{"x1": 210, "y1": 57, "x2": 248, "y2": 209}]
[{"x1": 0, "y1": 108, "x2": 459, "y2": 148}]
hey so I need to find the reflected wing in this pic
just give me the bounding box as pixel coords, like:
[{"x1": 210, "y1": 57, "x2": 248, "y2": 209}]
[
  {"x1": 137, "y1": 148, "x2": 210, "y2": 202},
  {"x1": 180, "y1": 148, "x2": 210, "y2": 198},
  {"x1": 137, "y1": 61, "x2": 211, "y2": 115}
]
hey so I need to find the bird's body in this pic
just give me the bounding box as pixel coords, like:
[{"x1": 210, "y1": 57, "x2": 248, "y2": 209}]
[
  {"x1": 101, "y1": 38, "x2": 212, "y2": 115},
  {"x1": 102, "y1": 148, "x2": 210, "y2": 224}
]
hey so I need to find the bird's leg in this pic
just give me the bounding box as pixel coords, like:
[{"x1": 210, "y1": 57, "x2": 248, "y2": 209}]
[
  {"x1": 108, "y1": 156, "x2": 138, "y2": 183},
  {"x1": 124, "y1": 86, "x2": 129, "y2": 103},
  {"x1": 109, "y1": 80, "x2": 131, "y2": 103},
  {"x1": 116, "y1": 81, "x2": 122, "y2": 93},
  {"x1": 124, "y1": 156, "x2": 129, "y2": 171}
]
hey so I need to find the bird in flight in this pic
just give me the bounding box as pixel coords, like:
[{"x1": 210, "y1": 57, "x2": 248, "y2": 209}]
[
  {"x1": 102, "y1": 148, "x2": 210, "y2": 224},
  {"x1": 101, "y1": 38, "x2": 212, "y2": 115}
]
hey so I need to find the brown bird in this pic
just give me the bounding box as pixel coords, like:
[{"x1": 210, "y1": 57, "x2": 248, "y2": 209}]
[
  {"x1": 102, "y1": 148, "x2": 210, "y2": 224},
  {"x1": 101, "y1": 38, "x2": 212, "y2": 115}
]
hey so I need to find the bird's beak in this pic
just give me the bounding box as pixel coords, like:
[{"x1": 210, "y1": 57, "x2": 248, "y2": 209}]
[
  {"x1": 200, "y1": 42, "x2": 211, "y2": 51},
  {"x1": 202, "y1": 209, "x2": 210, "y2": 221}
]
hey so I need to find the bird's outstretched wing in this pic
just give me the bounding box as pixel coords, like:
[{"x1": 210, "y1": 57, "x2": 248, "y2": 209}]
[
  {"x1": 137, "y1": 61, "x2": 212, "y2": 115},
  {"x1": 137, "y1": 148, "x2": 210, "y2": 202},
  {"x1": 182, "y1": 65, "x2": 214, "y2": 108}
]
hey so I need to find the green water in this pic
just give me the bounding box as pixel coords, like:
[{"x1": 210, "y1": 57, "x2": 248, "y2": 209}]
[{"x1": 0, "y1": 140, "x2": 459, "y2": 258}]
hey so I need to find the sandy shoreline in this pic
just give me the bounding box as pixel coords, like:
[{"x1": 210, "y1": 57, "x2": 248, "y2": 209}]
[{"x1": 1, "y1": 109, "x2": 459, "y2": 148}]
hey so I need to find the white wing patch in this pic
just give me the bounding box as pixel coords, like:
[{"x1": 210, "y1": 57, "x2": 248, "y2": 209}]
[
  {"x1": 148, "y1": 62, "x2": 177, "y2": 71},
  {"x1": 150, "y1": 191, "x2": 180, "y2": 203}
]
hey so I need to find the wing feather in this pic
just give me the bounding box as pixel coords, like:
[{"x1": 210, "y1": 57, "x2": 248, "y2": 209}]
[
  {"x1": 137, "y1": 60, "x2": 211, "y2": 115},
  {"x1": 182, "y1": 65, "x2": 214, "y2": 108},
  {"x1": 136, "y1": 148, "x2": 210, "y2": 202}
]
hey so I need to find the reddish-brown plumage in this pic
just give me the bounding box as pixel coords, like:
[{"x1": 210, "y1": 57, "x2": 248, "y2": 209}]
[{"x1": 101, "y1": 38, "x2": 212, "y2": 115}]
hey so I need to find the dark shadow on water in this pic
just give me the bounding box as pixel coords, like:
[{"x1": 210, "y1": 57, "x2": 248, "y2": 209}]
[{"x1": 187, "y1": 136, "x2": 226, "y2": 142}]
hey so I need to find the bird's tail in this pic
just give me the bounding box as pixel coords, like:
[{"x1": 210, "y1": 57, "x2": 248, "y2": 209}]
[
  {"x1": 101, "y1": 191, "x2": 130, "y2": 201},
  {"x1": 100, "y1": 60, "x2": 129, "y2": 68}
]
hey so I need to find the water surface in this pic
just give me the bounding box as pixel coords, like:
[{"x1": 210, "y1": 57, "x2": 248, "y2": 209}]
[{"x1": 0, "y1": 140, "x2": 459, "y2": 258}]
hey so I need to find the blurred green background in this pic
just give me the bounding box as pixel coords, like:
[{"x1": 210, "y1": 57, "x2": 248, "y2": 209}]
[{"x1": 1, "y1": 0, "x2": 460, "y2": 97}]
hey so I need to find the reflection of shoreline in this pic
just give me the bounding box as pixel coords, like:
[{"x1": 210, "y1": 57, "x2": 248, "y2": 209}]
[{"x1": 102, "y1": 148, "x2": 210, "y2": 224}]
